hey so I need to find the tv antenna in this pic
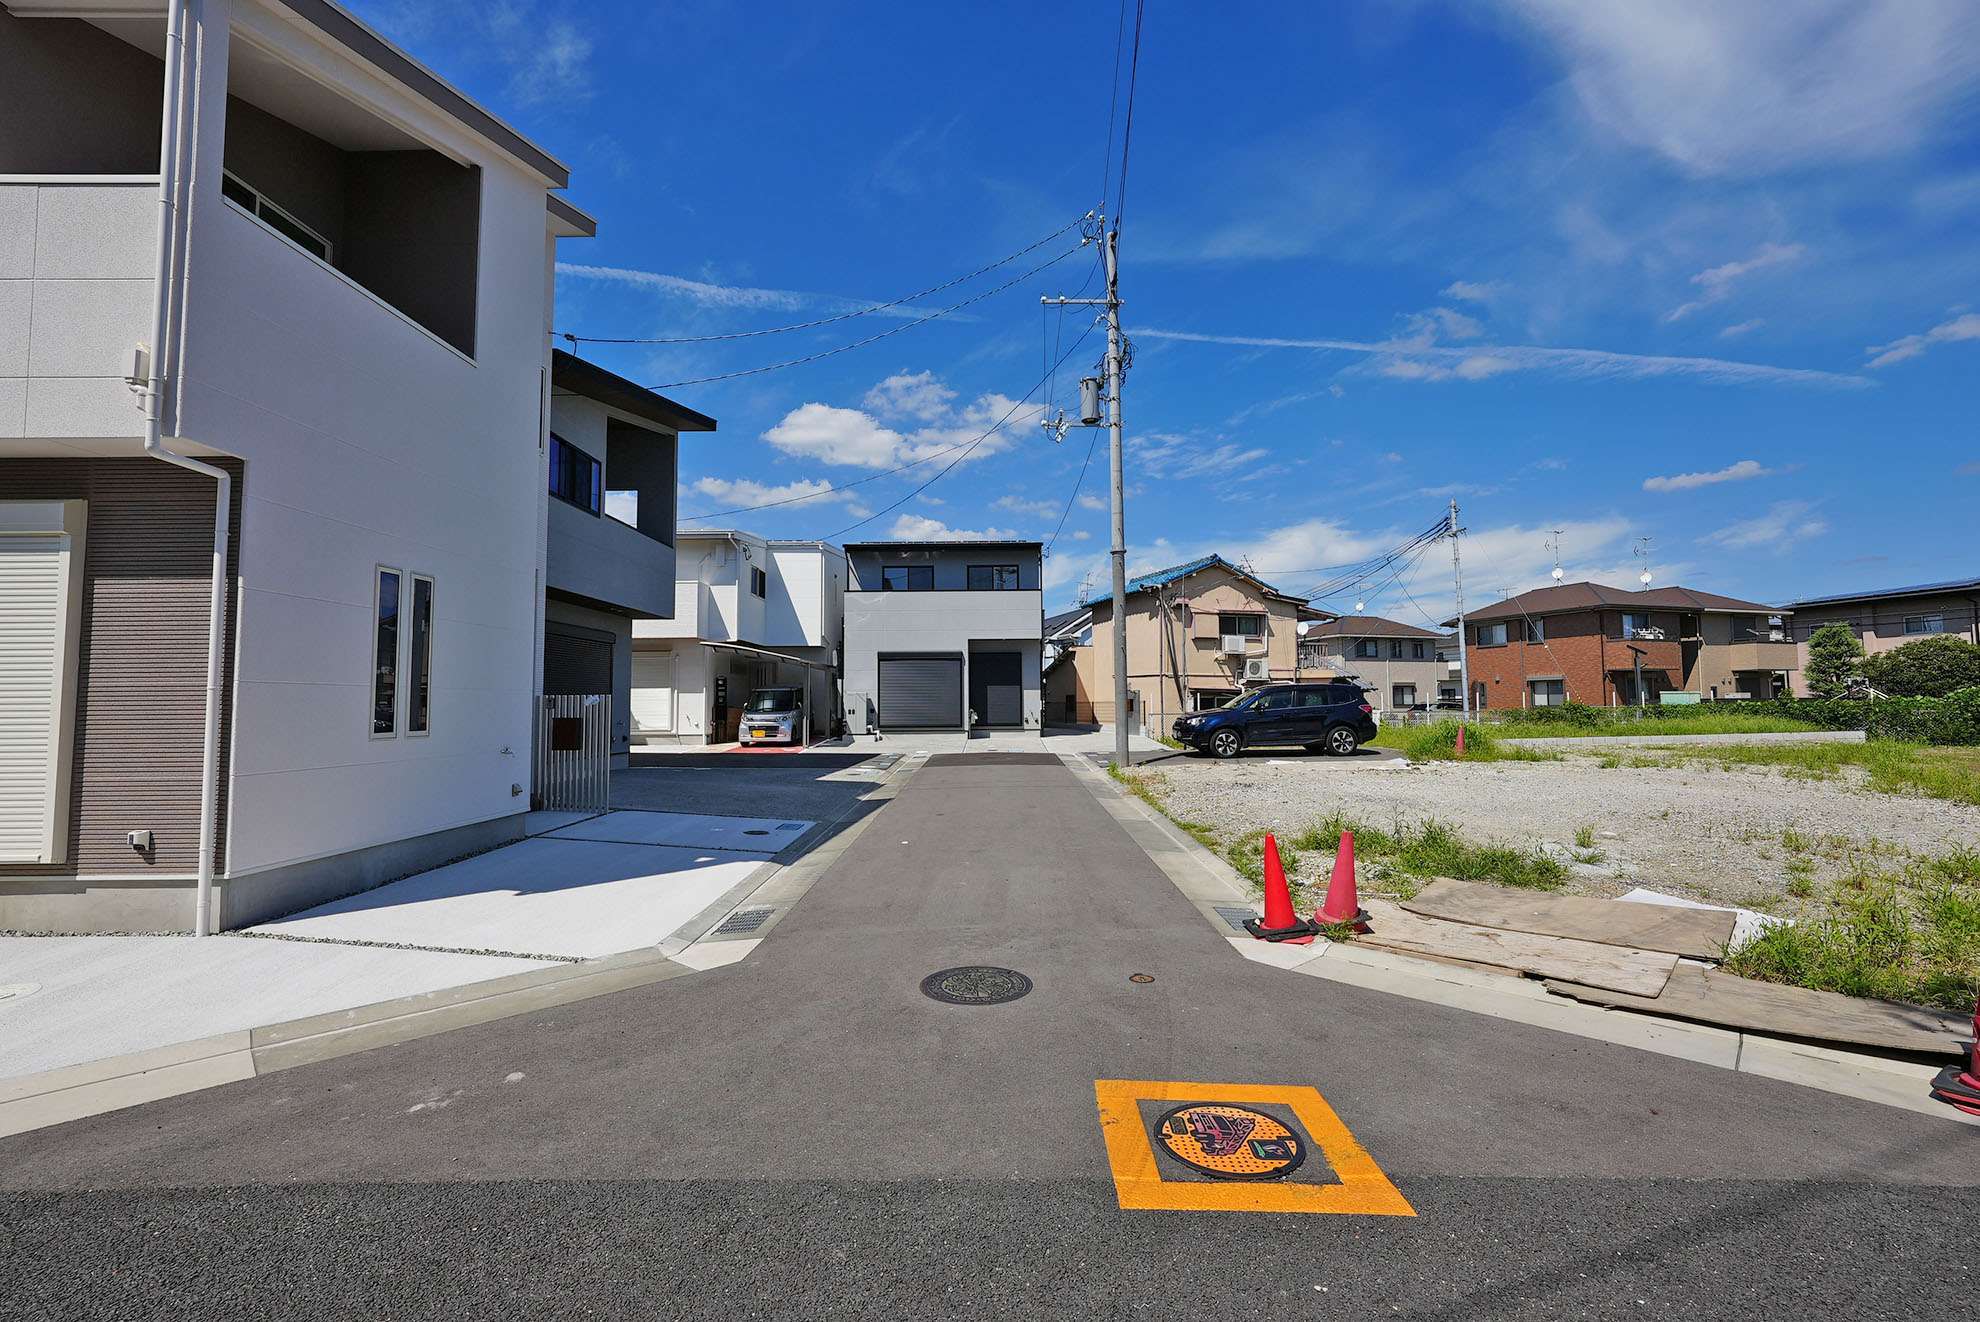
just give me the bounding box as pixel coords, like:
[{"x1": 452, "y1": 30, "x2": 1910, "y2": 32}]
[
  {"x1": 1548, "y1": 530, "x2": 1565, "y2": 581},
  {"x1": 1634, "y1": 536, "x2": 1654, "y2": 587}
]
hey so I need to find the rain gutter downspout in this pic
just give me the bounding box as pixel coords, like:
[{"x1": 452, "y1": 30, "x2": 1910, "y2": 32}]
[{"x1": 140, "y1": 0, "x2": 231, "y2": 937}]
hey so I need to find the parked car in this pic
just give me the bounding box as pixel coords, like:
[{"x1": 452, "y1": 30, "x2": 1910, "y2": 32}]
[
  {"x1": 1172, "y1": 682, "x2": 1378, "y2": 758},
  {"x1": 738, "y1": 686, "x2": 805, "y2": 746}
]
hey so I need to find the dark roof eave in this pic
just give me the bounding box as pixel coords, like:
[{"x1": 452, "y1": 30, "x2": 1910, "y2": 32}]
[{"x1": 551, "y1": 349, "x2": 716, "y2": 433}]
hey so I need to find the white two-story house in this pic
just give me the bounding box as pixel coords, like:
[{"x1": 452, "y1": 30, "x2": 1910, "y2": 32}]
[
  {"x1": 631, "y1": 530, "x2": 846, "y2": 746},
  {"x1": 1, "y1": 0, "x2": 592, "y2": 932}
]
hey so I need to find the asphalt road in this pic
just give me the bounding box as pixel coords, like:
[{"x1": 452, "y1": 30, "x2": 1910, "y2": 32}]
[{"x1": 2, "y1": 753, "x2": 1972, "y2": 1320}]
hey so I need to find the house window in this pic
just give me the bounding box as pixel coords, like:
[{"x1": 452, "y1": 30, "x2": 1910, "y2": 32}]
[
  {"x1": 547, "y1": 435, "x2": 601, "y2": 514},
  {"x1": 1388, "y1": 640, "x2": 1404, "y2": 659},
  {"x1": 372, "y1": 568, "x2": 401, "y2": 736},
  {"x1": 1905, "y1": 613, "x2": 1946, "y2": 635},
  {"x1": 408, "y1": 575, "x2": 434, "y2": 735},
  {"x1": 1354, "y1": 638, "x2": 1380, "y2": 659},
  {"x1": 1476, "y1": 622, "x2": 1508, "y2": 646},
  {"x1": 1620, "y1": 612, "x2": 1662, "y2": 639},
  {"x1": 1529, "y1": 679, "x2": 1566, "y2": 707},
  {"x1": 1411, "y1": 641, "x2": 1427, "y2": 659},
  {"x1": 1218, "y1": 612, "x2": 1265, "y2": 637},
  {"x1": 1392, "y1": 684, "x2": 1417, "y2": 707},
  {"x1": 1529, "y1": 618, "x2": 1546, "y2": 643},
  {"x1": 967, "y1": 564, "x2": 1020, "y2": 590},
  {"x1": 880, "y1": 565, "x2": 934, "y2": 591},
  {"x1": 749, "y1": 566, "x2": 767, "y2": 598},
  {"x1": 221, "y1": 171, "x2": 333, "y2": 263}
]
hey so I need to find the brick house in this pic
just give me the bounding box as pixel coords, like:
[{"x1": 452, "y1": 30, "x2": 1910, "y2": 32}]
[{"x1": 1448, "y1": 582, "x2": 1798, "y2": 710}]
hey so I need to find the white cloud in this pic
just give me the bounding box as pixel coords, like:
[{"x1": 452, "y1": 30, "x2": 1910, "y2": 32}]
[
  {"x1": 763, "y1": 374, "x2": 1043, "y2": 470},
  {"x1": 1719, "y1": 319, "x2": 1765, "y2": 339},
  {"x1": 554, "y1": 266, "x2": 952, "y2": 320},
  {"x1": 686, "y1": 475, "x2": 862, "y2": 511},
  {"x1": 889, "y1": 514, "x2": 1022, "y2": 541},
  {"x1": 1133, "y1": 433, "x2": 1273, "y2": 480},
  {"x1": 1864, "y1": 312, "x2": 1980, "y2": 368},
  {"x1": 1664, "y1": 243, "x2": 1805, "y2": 322},
  {"x1": 1071, "y1": 530, "x2": 1093, "y2": 541},
  {"x1": 992, "y1": 495, "x2": 1059, "y2": 517},
  {"x1": 864, "y1": 370, "x2": 957, "y2": 422},
  {"x1": 1077, "y1": 494, "x2": 1108, "y2": 511},
  {"x1": 1500, "y1": 1, "x2": 1980, "y2": 176},
  {"x1": 1134, "y1": 327, "x2": 1872, "y2": 389},
  {"x1": 1701, "y1": 500, "x2": 1828, "y2": 550},
  {"x1": 1442, "y1": 280, "x2": 1508, "y2": 303},
  {"x1": 1641, "y1": 459, "x2": 1776, "y2": 492}
]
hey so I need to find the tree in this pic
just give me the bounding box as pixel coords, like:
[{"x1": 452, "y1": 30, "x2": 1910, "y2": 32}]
[
  {"x1": 1861, "y1": 634, "x2": 1980, "y2": 697},
  {"x1": 1804, "y1": 622, "x2": 1866, "y2": 698}
]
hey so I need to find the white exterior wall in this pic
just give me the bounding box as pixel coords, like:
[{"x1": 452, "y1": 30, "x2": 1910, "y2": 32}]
[{"x1": 171, "y1": 2, "x2": 557, "y2": 879}]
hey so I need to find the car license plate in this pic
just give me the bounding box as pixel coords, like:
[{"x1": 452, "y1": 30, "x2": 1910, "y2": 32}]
[{"x1": 751, "y1": 727, "x2": 775, "y2": 738}]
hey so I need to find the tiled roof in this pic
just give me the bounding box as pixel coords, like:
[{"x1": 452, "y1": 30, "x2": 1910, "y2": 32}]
[
  {"x1": 1452, "y1": 580, "x2": 1781, "y2": 626},
  {"x1": 1782, "y1": 576, "x2": 1980, "y2": 608},
  {"x1": 1303, "y1": 614, "x2": 1443, "y2": 640},
  {"x1": 1083, "y1": 554, "x2": 1304, "y2": 607},
  {"x1": 1043, "y1": 608, "x2": 1090, "y2": 637}
]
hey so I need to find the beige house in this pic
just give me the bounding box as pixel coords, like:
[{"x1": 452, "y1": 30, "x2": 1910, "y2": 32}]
[
  {"x1": 1299, "y1": 615, "x2": 1447, "y2": 711},
  {"x1": 1044, "y1": 555, "x2": 1327, "y2": 731},
  {"x1": 1782, "y1": 576, "x2": 1980, "y2": 694}
]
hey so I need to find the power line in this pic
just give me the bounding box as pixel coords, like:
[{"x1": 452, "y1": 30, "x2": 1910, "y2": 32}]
[
  {"x1": 1098, "y1": 0, "x2": 1127, "y2": 207},
  {"x1": 1045, "y1": 416, "x2": 1103, "y2": 553},
  {"x1": 1113, "y1": 0, "x2": 1146, "y2": 229},
  {"x1": 825, "y1": 318, "x2": 1103, "y2": 541},
  {"x1": 644, "y1": 246, "x2": 1085, "y2": 390},
  {"x1": 556, "y1": 216, "x2": 1089, "y2": 347}
]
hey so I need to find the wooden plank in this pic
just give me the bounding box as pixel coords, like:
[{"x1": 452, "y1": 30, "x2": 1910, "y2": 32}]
[
  {"x1": 1544, "y1": 964, "x2": 1969, "y2": 1057},
  {"x1": 1359, "y1": 899, "x2": 1677, "y2": 997},
  {"x1": 1401, "y1": 878, "x2": 1736, "y2": 960}
]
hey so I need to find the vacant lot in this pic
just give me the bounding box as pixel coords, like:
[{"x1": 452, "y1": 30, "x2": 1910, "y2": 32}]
[{"x1": 1136, "y1": 751, "x2": 1978, "y2": 918}]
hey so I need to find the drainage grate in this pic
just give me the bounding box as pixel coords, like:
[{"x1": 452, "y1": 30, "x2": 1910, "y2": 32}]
[
  {"x1": 920, "y1": 966, "x2": 1033, "y2": 1006},
  {"x1": 777, "y1": 822, "x2": 806, "y2": 831},
  {"x1": 713, "y1": 908, "x2": 775, "y2": 935},
  {"x1": 1213, "y1": 906, "x2": 1260, "y2": 934}
]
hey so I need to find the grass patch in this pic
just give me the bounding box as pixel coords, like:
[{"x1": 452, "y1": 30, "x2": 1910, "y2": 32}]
[
  {"x1": 1653, "y1": 740, "x2": 1980, "y2": 807},
  {"x1": 1301, "y1": 812, "x2": 1567, "y2": 892},
  {"x1": 1370, "y1": 721, "x2": 1557, "y2": 762},
  {"x1": 1107, "y1": 762, "x2": 1218, "y2": 849},
  {"x1": 1498, "y1": 713, "x2": 1822, "y2": 738},
  {"x1": 1724, "y1": 865, "x2": 1980, "y2": 1012}
]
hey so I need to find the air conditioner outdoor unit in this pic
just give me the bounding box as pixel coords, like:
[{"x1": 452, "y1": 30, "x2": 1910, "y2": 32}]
[
  {"x1": 1242, "y1": 657, "x2": 1270, "y2": 682},
  {"x1": 1221, "y1": 635, "x2": 1248, "y2": 653}
]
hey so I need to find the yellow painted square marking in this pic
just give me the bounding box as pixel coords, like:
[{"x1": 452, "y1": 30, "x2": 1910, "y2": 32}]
[{"x1": 1094, "y1": 1078, "x2": 1416, "y2": 1215}]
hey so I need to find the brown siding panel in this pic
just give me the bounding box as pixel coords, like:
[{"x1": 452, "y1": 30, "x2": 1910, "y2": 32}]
[{"x1": 0, "y1": 458, "x2": 241, "y2": 879}]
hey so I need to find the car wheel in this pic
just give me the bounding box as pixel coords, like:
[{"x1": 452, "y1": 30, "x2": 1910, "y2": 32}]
[
  {"x1": 1325, "y1": 724, "x2": 1360, "y2": 756},
  {"x1": 1210, "y1": 729, "x2": 1243, "y2": 759}
]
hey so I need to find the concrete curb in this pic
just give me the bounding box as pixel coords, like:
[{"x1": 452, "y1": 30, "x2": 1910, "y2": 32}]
[
  {"x1": 1065, "y1": 753, "x2": 1978, "y2": 1128},
  {"x1": 1502, "y1": 729, "x2": 1867, "y2": 750},
  {"x1": 0, "y1": 755, "x2": 922, "y2": 1141}
]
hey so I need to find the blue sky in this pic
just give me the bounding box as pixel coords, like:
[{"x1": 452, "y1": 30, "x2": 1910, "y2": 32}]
[{"x1": 351, "y1": 0, "x2": 1980, "y2": 619}]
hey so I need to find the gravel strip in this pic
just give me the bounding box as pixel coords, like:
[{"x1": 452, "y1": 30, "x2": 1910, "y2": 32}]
[{"x1": 1139, "y1": 753, "x2": 1980, "y2": 915}]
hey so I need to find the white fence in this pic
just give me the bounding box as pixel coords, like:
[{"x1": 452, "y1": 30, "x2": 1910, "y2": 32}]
[{"x1": 535, "y1": 694, "x2": 612, "y2": 812}]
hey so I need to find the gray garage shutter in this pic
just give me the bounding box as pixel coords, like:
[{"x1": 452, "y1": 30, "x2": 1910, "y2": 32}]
[
  {"x1": 544, "y1": 627, "x2": 613, "y2": 695},
  {"x1": 878, "y1": 655, "x2": 962, "y2": 729}
]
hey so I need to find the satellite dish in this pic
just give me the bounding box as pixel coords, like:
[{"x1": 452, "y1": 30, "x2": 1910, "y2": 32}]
[
  {"x1": 1551, "y1": 566, "x2": 1564, "y2": 581},
  {"x1": 1354, "y1": 598, "x2": 1365, "y2": 612},
  {"x1": 1639, "y1": 570, "x2": 1653, "y2": 586}
]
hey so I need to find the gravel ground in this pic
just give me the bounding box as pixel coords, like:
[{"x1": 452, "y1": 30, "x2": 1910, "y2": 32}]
[{"x1": 1138, "y1": 752, "x2": 1980, "y2": 915}]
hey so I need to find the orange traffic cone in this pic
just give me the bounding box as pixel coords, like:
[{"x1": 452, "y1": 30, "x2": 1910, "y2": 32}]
[
  {"x1": 1314, "y1": 830, "x2": 1370, "y2": 929},
  {"x1": 1930, "y1": 1002, "x2": 1980, "y2": 1117},
  {"x1": 1454, "y1": 724, "x2": 1466, "y2": 757},
  {"x1": 1244, "y1": 833, "x2": 1317, "y2": 944}
]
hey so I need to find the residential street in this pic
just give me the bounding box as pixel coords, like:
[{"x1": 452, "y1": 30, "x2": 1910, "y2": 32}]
[{"x1": 2, "y1": 752, "x2": 1972, "y2": 1321}]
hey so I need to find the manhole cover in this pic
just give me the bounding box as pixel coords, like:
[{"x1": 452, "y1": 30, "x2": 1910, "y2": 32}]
[
  {"x1": 1156, "y1": 1103, "x2": 1307, "y2": 1181},
  {"x1": 1129, "y1": 973, "x2": 1155, "y2": 984},
  {"x1": 919, "y1": 965, "x2": 1032, "y2": 1005},
  {"x1": 742, "y1": 829, "x2": 771, "y2": 836}
]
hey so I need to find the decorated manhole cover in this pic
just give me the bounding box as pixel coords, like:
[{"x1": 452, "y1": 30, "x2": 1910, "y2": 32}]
[
  {"x1": 1155, "y1": 1103, "x2": 1307, "y2": 1180},
  {"x1": 919, "y1": 965, "x2": 1033, "y2": 1005}
]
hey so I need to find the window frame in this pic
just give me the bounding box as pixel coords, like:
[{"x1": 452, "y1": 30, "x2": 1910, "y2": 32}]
[
  {"x1": 1353, "y1": 638, "x2": 1380, "y2": 659},
  {"x1": 221, "y1": 170, "x2": 335, "y2": 264},
  {"x1": 1904, "y1": 613, "x2": 1946, "y2": 635},
  {"x1": 547, "y1": 434, "x2": 603, "y2": 516},
  {"x1": 407, "y1": 574, "x2": 434, "y2": 737},
  {"x1": 1476, "y1": 621, "x2": 1508, "y2": 647},
  {"x1": 1218, "y1": 611, "x2": 1266, "y2": 638},
  {"x1": 371, "y1": 566, "x2": 403, "y2": 739},
  {"x1": 1529, "y1": 678, "x2": 1566, "y2": 708},
  {"x1": 749, "y1": 566, "x2": 767, "y2": 599},
  {"x1": 1529, "y1": 617, "x2": 1546, "y2": 643},
  {"x1": 1411, "y1": 641, "x2": 1427, "y2": 659},
  {"x1": 1392, "y1": 683, "x2": 1417, "y2": 708},
  {"x1": 880, "y1": 565, "x2": 934, "y2": 592},
  {"x1": 966, "y1": 563, "x2": 1021, "y2": 591}
]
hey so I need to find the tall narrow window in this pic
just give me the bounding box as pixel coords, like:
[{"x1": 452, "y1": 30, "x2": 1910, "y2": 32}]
[
  {"x1": 373, "y1": 568, "x2": 401, "y2": 735},
  {"x1": 408, "y1": 575, "x2": 434, "y2": 735}
]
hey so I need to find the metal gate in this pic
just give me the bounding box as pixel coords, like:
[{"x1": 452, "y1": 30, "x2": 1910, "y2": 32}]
[
  {"x1": 878, "y1": 655, "x2": 963, "y2": 729},
  {"x1": 535, "y1": 693, "x2": 612, "y2": 811}
]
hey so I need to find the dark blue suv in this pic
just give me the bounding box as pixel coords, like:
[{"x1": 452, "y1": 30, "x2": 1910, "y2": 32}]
[{"x1": 1172, "y1": 682, "x2": 1378, "y2": 759}]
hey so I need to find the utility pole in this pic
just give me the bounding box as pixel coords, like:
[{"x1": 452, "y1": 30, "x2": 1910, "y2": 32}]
[
  {"x1": 1450, "y1": 498, "x2": 1470, "y2": 718},
  {"x1": 1043, "y1": 213, "x2": 1130, "y2": 767}
]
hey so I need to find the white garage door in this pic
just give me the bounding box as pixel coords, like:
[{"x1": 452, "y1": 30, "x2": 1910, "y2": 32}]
[
  {"x1": 631, "y1": 651, "x2": 676, "y2": 734},
  {"x1": 0, "y1": 502, "x2": 85, "y2": 864}
]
